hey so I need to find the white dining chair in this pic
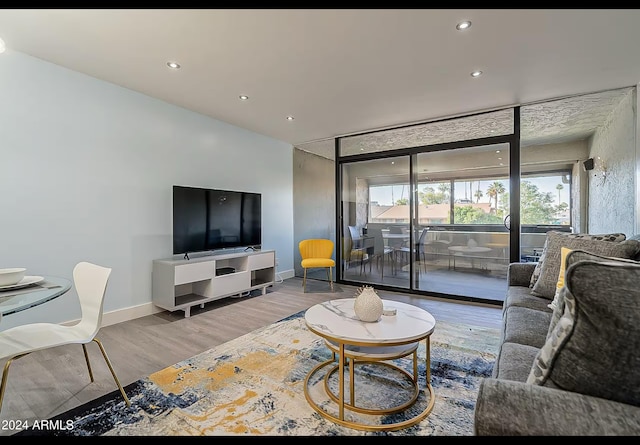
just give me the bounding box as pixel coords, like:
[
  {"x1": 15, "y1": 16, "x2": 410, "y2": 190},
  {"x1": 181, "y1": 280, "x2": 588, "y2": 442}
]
[{"x1": 0, "y1": 261, "x2": 130, "y2": 413}]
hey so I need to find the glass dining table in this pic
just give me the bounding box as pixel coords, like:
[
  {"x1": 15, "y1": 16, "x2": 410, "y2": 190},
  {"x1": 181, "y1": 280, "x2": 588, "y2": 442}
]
[{"x1": 0, "y1": 276, "x2": 72, "y2": 322}]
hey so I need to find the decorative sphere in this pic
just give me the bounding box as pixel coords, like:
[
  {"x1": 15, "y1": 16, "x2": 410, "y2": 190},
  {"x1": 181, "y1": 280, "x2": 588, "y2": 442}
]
[{"x1": 354, "y1": 286, "x2": 383, "y2": 322}]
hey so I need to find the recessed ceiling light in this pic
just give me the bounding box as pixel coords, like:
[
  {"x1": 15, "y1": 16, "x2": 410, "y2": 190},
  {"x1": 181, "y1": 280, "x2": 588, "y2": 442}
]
[
  {"x1": 496, "y1": 150, "x2": 501, "y2": 153},
  {"x1": 456, "y1": 21, "x2": 472, "y2": 31},
  {"x1": 167, "y1": 61, "x2": 181, "y2": 69},
  {"x1": 500, "y1": 163, "x2": 504, "y2": 166},
  {"x1": 470, "y1": 70, "x2": 483, "y2": 78},
  {"x1": 0, "y1": 38, "x2": 5, "y2": 54},
  {"x1": 286, "y1": 115, "x2": 294, "y2": 121},
  {"x1": 391, "y1": 161, "x2": 395, "y2": 165},
  {"x1": 498, "y1": 157, "x2": 502, "y2": 160},
  {"x1": 239, "y1": 95, "x2": 249, "y2": 100}
]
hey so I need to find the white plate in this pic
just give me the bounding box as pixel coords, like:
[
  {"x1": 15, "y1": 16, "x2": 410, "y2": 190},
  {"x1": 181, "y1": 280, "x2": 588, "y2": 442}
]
[{"x1": 0, "y1": 276, "x2": 44, "y2": 291}]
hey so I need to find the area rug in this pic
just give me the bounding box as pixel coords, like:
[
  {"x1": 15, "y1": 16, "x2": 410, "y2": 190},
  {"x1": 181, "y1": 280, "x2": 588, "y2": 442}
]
[{"x1": 16, "y1": 310, "x2": 500, "y2": 436}]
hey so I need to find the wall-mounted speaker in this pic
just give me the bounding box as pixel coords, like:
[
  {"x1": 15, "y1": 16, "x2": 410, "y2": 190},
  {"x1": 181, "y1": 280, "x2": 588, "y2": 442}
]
[{"x1": 583, "y1": 158, "x2": 595, "y2": 171}]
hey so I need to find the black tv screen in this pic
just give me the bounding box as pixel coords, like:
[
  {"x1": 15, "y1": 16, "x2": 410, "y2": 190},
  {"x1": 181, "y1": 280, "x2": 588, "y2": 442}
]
[{"x1": 173, "y1": 185, "x2": 262, "y2": 255}]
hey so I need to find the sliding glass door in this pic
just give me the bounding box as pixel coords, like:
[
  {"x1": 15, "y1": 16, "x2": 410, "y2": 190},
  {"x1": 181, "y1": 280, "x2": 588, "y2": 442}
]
[
  {"x1": 412, "y1": 144, "x2": 510, "y2": 300},
  {"x1": 337, "y1": 109, "x2": 516, "y2": 304},
  {"x1": 341, "y1": 156, "x2": 411, "y2": 289},
  {"x1": 338, "y1": 143, "x2": 514, "y2": 301}
]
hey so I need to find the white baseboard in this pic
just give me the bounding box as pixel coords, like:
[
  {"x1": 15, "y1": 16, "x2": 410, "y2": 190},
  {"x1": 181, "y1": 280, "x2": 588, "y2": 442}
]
[
  {"x1": 62, "y1": 271, "x2": 297, "y2": 328},
  {"x1": 61, "y1": 302, "x2": 165, "y2": 328},
  {"x1": 101, "y1": 302, "x2": 166, "y2": 327},
  {"x1": 278, "y1": 268, "x2": 295, "y2": 280}
]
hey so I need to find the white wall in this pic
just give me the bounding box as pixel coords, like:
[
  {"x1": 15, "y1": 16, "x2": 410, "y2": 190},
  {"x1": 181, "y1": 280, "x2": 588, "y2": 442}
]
[
  {"x1": 292, "y1": 148, "x2": 336, "y2": 277},
  {"x1": 0, "y1": 51, "x2": 294, "y2": 329}
]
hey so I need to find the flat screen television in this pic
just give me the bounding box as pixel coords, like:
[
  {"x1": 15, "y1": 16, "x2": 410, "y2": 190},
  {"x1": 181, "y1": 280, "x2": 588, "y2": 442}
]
[{"x1": 173, "y1": 185, "x2": 262, "y2": 255}]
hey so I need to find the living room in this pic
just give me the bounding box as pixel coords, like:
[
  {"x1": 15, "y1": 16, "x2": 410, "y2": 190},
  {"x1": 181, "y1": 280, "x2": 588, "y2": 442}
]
[{"x1": 1, "y1": 9, "x2": 639, "y2": 436}]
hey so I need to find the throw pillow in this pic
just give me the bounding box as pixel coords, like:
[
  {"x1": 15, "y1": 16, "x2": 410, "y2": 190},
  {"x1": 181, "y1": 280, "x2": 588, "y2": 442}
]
[
  {"x1": 530, "y1": 231, "x2": 638, "y2": 299},
  {"x1": 547, "y1": 249, "x2": 640, "y2": 335},
  {"x1": 527, "y1": 259, "x2": 640, "y2": 407},
  {"x1": 528, "y1": 238, "x2": 549, "y2": 288},
  {"x1": 548, "y1": 247, "x2": 573, "y2": 312},
  {"x1": 528, "y1": 232, "x2": 626, "y2": 289}
]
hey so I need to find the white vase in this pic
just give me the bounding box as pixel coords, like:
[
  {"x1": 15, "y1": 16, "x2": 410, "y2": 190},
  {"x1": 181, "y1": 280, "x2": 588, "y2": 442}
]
[{"x1": 353, "y1": 286, "x2": 383, "y2": 322}]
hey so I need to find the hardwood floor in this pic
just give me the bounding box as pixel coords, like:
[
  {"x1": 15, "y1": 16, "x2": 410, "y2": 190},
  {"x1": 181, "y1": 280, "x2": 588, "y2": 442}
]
[{"x1": 0, "y1": 277, "x2": 502, "y2": 435}]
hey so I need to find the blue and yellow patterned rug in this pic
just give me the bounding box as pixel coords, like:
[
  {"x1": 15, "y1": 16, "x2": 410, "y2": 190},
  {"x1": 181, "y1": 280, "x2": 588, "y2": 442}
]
[{"x1": 16, "y1": 310, "x2": 500, "y2": 436}]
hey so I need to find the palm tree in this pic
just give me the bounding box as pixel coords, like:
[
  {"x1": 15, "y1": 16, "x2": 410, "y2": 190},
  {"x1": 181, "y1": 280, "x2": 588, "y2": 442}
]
[
  {"x1": 486, "y1": 181, "x2": 506, "y2": 213},
  {"x1": 556, "y1": 183, "x2": 564, "y2": 204},
  {"x1": 474, "y1": 189, "x2": 483, "y2": 203},
  {"x1": 437, "y1": 182, "x2": 450, "y2": 195}
]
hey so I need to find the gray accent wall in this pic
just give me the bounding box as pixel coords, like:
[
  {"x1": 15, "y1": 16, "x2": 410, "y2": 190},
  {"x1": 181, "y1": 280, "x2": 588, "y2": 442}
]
[
  {"x1": 587, "y1": 88, "x2": 636, "y2": 236},
  {"x1": 292, "y1": 148, "x2": 335, "y2": 278},
  {"x1": 0, "y1": 51, "x2": 294, "y2": 330}
]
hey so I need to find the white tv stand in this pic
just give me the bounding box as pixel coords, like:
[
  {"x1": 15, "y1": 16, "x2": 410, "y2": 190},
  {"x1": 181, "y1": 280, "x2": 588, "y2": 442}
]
[{"x1": 152, "y1": 249, "x2": 276, "y2": 318}]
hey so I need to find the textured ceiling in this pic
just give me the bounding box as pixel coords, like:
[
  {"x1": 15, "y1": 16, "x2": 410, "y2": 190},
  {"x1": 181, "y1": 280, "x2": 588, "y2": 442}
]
[
  {"x1": 296, "y1": 87, "x2": 633, "y2": 160},
  {"x1": 0, "y1": 9, "x2": 639, "y2": 147}
]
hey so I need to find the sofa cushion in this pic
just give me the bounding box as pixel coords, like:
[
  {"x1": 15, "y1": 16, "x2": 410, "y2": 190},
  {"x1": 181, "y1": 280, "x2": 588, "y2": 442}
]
[
  {"x1": 492, "y1": 342, "x2": 540, "y2": 382},
  {"x1": 530, "y1": 232, "x2": 639, "y2": 299},
  {"x1": 529, "y1": 231, "x2": 626, "y2": 289},
  {"x1": 508, "y1": 262, "x2": 537, "y2": 287},
  {"x1": 475, "y1": 379, "x2": 640, "y2": 436},
  {"x1": 503, "y1": 306, "x2": 551, "y2": 349},
  {"x1": 527, "y1": 260, "x2": 640, "y2": 407},
  {"x1": 505, "y1": 286, "x2": 552, "y2": 313}
]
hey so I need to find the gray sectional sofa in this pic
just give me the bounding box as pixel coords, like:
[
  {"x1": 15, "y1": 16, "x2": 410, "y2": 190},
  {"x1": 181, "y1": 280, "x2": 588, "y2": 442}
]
[{"x1": 474, "y1": 259, "x2": 640, "y2": 435}]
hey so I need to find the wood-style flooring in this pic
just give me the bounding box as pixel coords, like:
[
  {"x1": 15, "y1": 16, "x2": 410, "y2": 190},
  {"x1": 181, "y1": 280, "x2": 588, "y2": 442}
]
[{"x1": 0, "y1": 277, "x2": 503, "y2": 435}]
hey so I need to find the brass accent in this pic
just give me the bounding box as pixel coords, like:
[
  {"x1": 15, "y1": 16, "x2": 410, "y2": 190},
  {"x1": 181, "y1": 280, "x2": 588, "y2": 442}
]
[
  {"x1": 304, "y1": 333, "x2": 434, "y2": 431},
  {"x1": 302, "y1": 267, "x2": 334, "y2": 292},
  {"x1": 323, "y1": 361, "x2": 420, "y2": 414},
  {"x1": 0, "y1": 338, "x2": 131, "y2": 412},
  {"x1": 93, "y1": 338, "x2": 131, "y2": 407},
  {"x1": 302, "y1": 268, "x2": 307, "y2": 291}
]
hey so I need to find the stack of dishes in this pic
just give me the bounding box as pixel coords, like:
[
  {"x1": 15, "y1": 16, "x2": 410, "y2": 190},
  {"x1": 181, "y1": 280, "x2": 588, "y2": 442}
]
[{"x1": 0, "y1": 268, "x2": 44, "y2": 291}]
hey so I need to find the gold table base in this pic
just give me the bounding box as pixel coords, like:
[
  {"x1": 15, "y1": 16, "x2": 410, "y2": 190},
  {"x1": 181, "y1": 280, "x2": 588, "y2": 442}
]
[{"x1": 303, "y1": 338, "x2": 434, "y2": 432}]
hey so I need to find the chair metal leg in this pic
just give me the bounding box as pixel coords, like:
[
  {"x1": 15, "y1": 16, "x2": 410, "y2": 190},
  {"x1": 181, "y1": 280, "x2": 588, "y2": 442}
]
[
  {"x1": 0, "y1": 343, "x2": 131, "y2": 414},
  {"x1": 330, "y1": 267, "x2": 334, "y2": 291},
  {"x1": 0, "y1": 359, "x2": 13, "y2": 414},
  {"x1": 92, "y1": 338, "x2": 131, "y2": 407},
  {"x1": 303, "y1": 268, "x2": 307, "y2": 292},
  {"x1": 82, "y1": 343, "x2": 95, "y2": 382},
  {"x1": 0, "y1": 353, "x2": 29, "y2": 413}
]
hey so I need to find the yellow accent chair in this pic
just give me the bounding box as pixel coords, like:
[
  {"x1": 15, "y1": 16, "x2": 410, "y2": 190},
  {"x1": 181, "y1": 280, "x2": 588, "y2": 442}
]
[{"x1": 299, "y1": 239, "x2": 336, "y2": 292}]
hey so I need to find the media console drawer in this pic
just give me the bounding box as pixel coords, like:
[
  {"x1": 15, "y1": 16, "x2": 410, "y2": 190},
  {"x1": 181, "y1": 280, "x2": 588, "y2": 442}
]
[
  {"x1": 174, "y1": 262, "x2": 214, "y2": 285},
  {"x1": 248, "y1": 252, "x2": 274, "y2": 270},
  {"x1": 213, "y1": 271, "x2": 251, "y2": 295}
]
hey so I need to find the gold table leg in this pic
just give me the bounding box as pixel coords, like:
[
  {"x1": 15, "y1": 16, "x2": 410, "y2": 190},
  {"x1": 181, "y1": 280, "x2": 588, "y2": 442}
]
[
  {"x1": 339, "y1": 342, "x2": 345, "y2": 420},
  {"x1": 304, "y1": 335, "x2": 435, "y2": 432}
]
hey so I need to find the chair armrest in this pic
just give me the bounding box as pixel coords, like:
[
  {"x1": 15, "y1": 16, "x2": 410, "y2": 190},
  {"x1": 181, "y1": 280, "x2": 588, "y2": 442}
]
[
  {"x1": 507, "y1": 262, "x2": 537, "y2": 287},
  {"x1": 474, "y1": 378, "x2": 640, "y2": 436}
]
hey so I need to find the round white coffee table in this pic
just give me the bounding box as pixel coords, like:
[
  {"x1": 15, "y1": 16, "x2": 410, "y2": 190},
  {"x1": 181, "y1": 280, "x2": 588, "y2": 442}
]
[{"x1": 304, "y1": 298, "x2": 436, "y2": 432}]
